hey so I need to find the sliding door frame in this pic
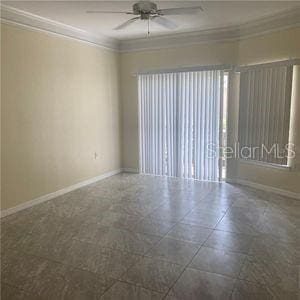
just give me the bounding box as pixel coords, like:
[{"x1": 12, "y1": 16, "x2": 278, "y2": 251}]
[{"x1": 137, "y1": 65, "x2": 232, "y2": 181}]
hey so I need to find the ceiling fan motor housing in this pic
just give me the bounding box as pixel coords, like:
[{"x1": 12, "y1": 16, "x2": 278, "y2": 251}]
[{"x1": 133, "y1": 1, "x2": 158, "y2": 19}]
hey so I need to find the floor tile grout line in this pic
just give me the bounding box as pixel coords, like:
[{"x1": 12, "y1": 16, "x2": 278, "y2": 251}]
[
  {"x1": 3, "y1": 174, "x2": 299, "y2": 299},
  {"x1": 3, "y1": 241, "x2": 149, "y2": 288},
  {"x1": 13, "y1": 246, "x2": 168, "y2": 299},
  {"x1": 8, "y1": 220, "x2": 212, "y2": 274},
  {"x1": 4, "y1": 213, "x2": 296, "y2": 255},
  {"x1": 161, "y1": 216, "x2": 218, "y2": 299},
  {"x1": 108, "y1": 208, "x2": 186, "y2": 272},
  {"x1": 98, "y1": 280, "x2": 119, "y2": 299},
  {"x1": 117, "y1": 219, "x2": 185, "y2": 282},
  {"x1": 186, "y1": 263, "x2": 245, "y2": 280},
  {"x1": 112, "y1": 278, "x2": 168, "y2": 296},
  {"x1": 3, "y1": 246, "x2": 122, "y2": 280},
  {"x1": 0, "y1": 281, "x2": 39, "y2": 297},
  {"x1": 132, "y1": 195, "x2": 208, "y2": 257},
  {"x1": 2, "y1": 251, "x2": 118, "y2": 299},
  {"x1": 113, "y1": 205, "x2": 209, "y2": 296},
  {"x1": 235, "y1": 253, "x2": 251, "y2": 283},
  {"x1": 5, "y1": 264, "x2": 278, "y2": 300},
  {"x1": 98, "y1": 277, "x2": 165, "y2": 299}
]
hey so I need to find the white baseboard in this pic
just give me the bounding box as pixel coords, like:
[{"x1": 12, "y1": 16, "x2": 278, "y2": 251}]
[
  {"x1": 226, "y1": 178, "x2": 300, "y2": 200},
  {"x1": 1, "y1": 169, "x2": 122, "y2": 218},
  {"x1": 121, "y1": 168, "x2": 139, "y2": 173},
  {"x1": 4, "y1": 170, "x2": 298, "y2": 218}
]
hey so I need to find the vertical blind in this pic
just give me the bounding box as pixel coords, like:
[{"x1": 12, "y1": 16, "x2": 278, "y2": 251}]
[
  {"x1": 138, "y1": 70, "x2": 223, "y2": 181},
  {"x1": 239, "y1": 64, "x2": 293, "y2": 165}
]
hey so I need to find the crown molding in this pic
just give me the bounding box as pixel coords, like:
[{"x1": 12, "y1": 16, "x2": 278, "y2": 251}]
[
  {"x1": 119, "y1": 25, "x2": 240, "y2": 52},
  {"x1": 0, "y1": 4, "x2": 120, "y2": 51},
  {"x1": 1, "y1": 4, "x2": 300, "y2": 53},
  {"x1": 119, "y1": 8, "x2": 300, "y2": 52}
]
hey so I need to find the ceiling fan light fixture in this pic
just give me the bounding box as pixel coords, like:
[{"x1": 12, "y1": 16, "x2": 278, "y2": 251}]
[
  {"x1": 133, "y1": 1, "x2": 158, "y2": 16},
  {"x1": 86, "y1": 1, "x2": 203, "y2": 34}
]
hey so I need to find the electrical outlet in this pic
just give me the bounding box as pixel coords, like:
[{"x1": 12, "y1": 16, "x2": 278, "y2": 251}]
[{"x1": 94, "y1": 152, "x2": 98, "y2": 159}]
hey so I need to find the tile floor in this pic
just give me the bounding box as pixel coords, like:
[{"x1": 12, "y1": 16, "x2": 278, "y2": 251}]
[{"x1": 1, "y1": 173, "x2": 300, "y2": 299}]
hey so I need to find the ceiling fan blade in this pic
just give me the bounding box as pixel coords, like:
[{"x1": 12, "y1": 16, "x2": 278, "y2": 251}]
[
  {"x1": 114, "y1": 17, "x2": 140, "y2": 30},
  {"x1": 151, "y1": 16, "x2": 177, "y2": 29},
  {"x1": 86, "y1": 11, "x2": 133, "y2": 14},
  {"x1": 158, "y1": 6, "x2": 203, "y2": 15}
]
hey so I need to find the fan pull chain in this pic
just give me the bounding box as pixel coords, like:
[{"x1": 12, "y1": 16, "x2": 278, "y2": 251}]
[{"x1": 147, "y1": 18, "x2": 150, "y2": 37}]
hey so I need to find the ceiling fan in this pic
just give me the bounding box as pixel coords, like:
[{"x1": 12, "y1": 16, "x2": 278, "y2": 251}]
[{"x1": 86, "y1": 1, "x2": 203, "y2": 33}]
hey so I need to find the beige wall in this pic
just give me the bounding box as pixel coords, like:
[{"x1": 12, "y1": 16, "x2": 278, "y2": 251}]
[
  {"x1": 1, "y1": 24, "x2": 299, "y2": 212},
  {"x1": 238, "y1": 27, "x2": 300, "y2": 65},
  {"x1": 1, "y1": 23, "x2": 121, "y2": 210},
  {"x1": 120, "y1": 27, "x2": 300, "y2": 194}
]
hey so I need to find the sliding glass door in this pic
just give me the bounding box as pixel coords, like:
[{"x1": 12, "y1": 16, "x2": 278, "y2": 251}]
[{"x1": 138, "y1": 69, "x2": 224, "y2": 181}]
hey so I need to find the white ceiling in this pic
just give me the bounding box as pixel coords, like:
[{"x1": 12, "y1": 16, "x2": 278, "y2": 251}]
[{"x1": 2, "y1": 1, "x2": 300, "y2": 40}]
